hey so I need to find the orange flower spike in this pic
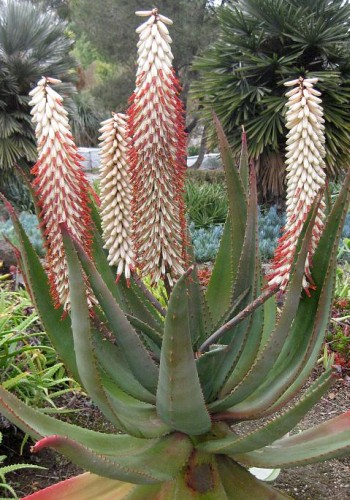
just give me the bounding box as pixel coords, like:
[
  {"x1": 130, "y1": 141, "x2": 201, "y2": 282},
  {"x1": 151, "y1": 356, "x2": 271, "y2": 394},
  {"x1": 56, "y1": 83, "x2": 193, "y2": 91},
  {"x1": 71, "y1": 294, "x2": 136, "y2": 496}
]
[
  {"x1": 29, "y1": 77, "x2": 92, "y2": 310},
  {"x1": 128, "y1": 9, "x2": 188, "y2": 286}
]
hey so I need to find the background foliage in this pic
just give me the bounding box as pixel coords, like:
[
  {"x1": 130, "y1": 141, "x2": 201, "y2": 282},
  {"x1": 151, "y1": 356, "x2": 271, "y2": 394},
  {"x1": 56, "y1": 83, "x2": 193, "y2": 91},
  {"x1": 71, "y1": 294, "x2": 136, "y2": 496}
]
[
  {"x1": 0, "y1": 0, "x2": 76, "y2": 207},
  {"x1": 192, "y1": 0, "x2": 350, "y2": 200}
]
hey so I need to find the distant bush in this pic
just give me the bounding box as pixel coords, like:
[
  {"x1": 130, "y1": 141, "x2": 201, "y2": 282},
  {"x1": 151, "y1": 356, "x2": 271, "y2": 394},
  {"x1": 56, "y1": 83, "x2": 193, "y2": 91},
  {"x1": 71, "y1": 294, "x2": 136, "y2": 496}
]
[
  {"x1": 185, "y1": 180, "x2": 227, "y2": 228},
  {"x1": 186, "y1": 169, "x2": 226, "y2": 184}
]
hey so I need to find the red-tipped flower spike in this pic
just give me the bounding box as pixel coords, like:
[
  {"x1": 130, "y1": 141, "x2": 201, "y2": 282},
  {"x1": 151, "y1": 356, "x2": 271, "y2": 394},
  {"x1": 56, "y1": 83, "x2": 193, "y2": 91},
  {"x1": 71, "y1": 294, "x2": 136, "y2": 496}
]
[
  {"x1": 128, "y1": 9, "x2": 187, "y2": 286},
  {"x1": 29, "y1": 77, "x2": 92, "y2": 310},
  {"x1": 268, "y1": 77, "x2": 326, "y2": 293},
  {"x1": 99, "y1": 113, "x2": 135, "y2": 283}
]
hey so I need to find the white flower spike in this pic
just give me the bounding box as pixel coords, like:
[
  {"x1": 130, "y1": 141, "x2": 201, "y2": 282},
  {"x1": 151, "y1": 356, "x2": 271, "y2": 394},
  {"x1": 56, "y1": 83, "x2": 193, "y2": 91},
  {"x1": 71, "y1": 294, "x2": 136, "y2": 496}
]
[
  {"x1": 99, "y1": 113, "x2": 135, "y2": 284},
  {"x1": 268, "y1": 77, "x2": 326, "y2": 293}
]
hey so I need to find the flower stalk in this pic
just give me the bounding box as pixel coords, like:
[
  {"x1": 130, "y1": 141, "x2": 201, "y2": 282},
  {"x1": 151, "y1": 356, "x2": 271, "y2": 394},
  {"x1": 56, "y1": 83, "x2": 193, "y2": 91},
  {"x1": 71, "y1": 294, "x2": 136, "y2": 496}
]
[
  {"x1": 29, "y1": 77, "x2": 92, "y2": 310},
  {"x1": 268, "y1": 77, "x2": 326, "y2": 293}
]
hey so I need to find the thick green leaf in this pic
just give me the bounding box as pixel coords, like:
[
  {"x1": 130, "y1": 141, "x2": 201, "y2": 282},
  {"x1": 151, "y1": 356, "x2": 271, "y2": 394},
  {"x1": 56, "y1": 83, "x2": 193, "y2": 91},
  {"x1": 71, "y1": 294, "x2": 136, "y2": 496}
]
[
  {"x1": 156, "y1": 269, "x2": 211, "y2": 435},
  {"x1": 102, "y1": 376, "x2": 170, "y2": 438},
  {"x1": 62, "y1": 226, "x2": 124, "y2": 430},
  {"x1": 198, "y1": 370, "x2": 334, "y2": 455},
  {"x1": 73, "y1": 238, "x2": 159, "y2": 394},
  {"x1": 92, "y1": 330, "x2": 156, "y2": 404},
  {"x1": 90, "y1": 220, "x2": 163, "y2": 334},
  {"x1": 0, "y1": 387, "x2": 192, "y2": 484},
  {"x1": 217, "y1": 456, "x2": 292, "y2": 499},
  {"x1": 206, "y1": 115, "x2": 247, "y2": 324},
  {"x1": 202, "y1": 169, "x2": 261, "y2": 401},
  {"x1": 32, "y1": 432, "x2": 192, "y2": 484},
  {"x1": 209, "y1": 200, "x2": 319, "y2": 412},
  {"x1": 187, "y1": 266, "x2": 208, "y2": 349},
  {"x1": 234, "y1": 412, "x2": 350, "y2": 468},
  {"x1": 239, "y1": 129, "x2": 249, "y2": 194},
  {"x1": 158, "y1": 450, "x2": 229, "y2": 499},
  {"x1": 262, "y1": 169, "x2": 350, "y2": 413}
]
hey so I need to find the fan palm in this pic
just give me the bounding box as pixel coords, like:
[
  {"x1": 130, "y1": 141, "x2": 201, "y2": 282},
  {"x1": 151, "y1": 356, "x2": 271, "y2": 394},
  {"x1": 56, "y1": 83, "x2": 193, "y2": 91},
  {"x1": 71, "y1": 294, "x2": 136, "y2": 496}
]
[
  {"x1": 192, "y1": 0, "x2": 350, "y2": 200},
  {"x1": 0, "y1": 0, "x2": 76, "y2": 207}
]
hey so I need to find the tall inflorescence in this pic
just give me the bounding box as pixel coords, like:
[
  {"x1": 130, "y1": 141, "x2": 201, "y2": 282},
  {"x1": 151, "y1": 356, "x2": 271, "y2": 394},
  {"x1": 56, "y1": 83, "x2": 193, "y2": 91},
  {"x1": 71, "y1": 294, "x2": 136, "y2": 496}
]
[
  {"x1": 268, "y1": 77, "x2": 326, "y2": 293},
  {"x1": 99, "y1": 113, "x2": 135, "y2": 283},
  {"x1": 29, "y1": 77, "x2": 92, "y2": 310},
  {"x1": 128, "y1": 9, "x2": 188, "y2": 286}
]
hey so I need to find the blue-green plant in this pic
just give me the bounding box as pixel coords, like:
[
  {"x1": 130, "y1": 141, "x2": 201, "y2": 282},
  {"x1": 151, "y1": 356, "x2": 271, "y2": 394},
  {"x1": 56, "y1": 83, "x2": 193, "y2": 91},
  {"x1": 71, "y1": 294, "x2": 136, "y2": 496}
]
[{"x1": 189, "y1": 222, "x2": 224, "y2": 262}]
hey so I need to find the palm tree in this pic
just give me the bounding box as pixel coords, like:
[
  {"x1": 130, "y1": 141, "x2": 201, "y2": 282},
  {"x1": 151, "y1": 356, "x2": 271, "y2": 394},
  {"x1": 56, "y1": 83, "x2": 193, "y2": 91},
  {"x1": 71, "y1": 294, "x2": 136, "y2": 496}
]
[
  {"x1": 192, "y1": 0, "x2": 350, "y2": 201},
  {"x1": 0, "y1": 0, "x2": 76, "y2": 207}
]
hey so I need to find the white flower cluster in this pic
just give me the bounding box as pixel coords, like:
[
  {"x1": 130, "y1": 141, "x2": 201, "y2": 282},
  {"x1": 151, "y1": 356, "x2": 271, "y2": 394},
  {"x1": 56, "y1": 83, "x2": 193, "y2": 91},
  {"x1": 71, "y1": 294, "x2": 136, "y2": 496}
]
[
  {"x1": 269, "y1": 77, "x2": 326, "y2": 291},
  {"x1": 29, "y1": 77, "x2": 91, "y2": 309},
  {"x1": 99, "y1": 113, "x2": 134, "y2": 282},
  {"x1": 127, "y1": 9, "x2": 187, "y2": 286},
  {"x1": 135, "y1": 9, "x2": 173, "y2": 80}
]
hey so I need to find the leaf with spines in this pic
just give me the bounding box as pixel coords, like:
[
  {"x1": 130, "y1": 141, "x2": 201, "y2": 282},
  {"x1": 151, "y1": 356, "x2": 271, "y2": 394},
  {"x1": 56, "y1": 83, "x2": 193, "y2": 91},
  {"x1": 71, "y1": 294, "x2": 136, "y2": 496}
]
[
  {"x1": 198, "y1": 369, "x2": 334, "y2": 455},
  {"x1": 156, "y1": 268, "x2": 211, "y2": 435},
  {"x1": 233, "y1": 412, "x2": 350, "y2": 468},
  {"x1": 0, "y1": 386, "x2": 192, "y2": 484},
  {"x1": 92, "y1": 330, "x2": 156, "y2": 404},
  {"x1": 61, "y1": 224, "x2": 125, "y2": 430},
  {"x1": 72, "y1": 237, "x2": 159, "y2": 394},
  {"x1": 90, "y1": 218, "x2": 163, "y2": 334},
  {"x1": 205, "y1": 115, "x2": 247, "y2": 325},
  {"x1": 209, "y1": 197, "x2": 321, "y2": 413}
]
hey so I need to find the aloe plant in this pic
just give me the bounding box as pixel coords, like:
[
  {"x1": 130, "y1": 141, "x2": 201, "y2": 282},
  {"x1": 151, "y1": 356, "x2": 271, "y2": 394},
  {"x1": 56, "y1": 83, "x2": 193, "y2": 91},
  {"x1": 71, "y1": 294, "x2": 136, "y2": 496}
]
[{"x1": 0, "y1": 8, "x2": 350, "y2": 500}]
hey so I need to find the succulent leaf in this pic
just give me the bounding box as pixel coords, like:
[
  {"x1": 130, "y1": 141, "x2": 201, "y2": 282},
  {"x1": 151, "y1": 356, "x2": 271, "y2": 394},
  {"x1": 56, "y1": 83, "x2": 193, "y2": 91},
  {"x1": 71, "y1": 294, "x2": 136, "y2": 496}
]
[
  {"x1": 92, "y1": 330, "x2": 156, "y2": 404},
  {"x1": 90, "y1": 220, "x2": 164, "y2": 333},
  {"x1": 73, "y1": 237, "x2": 159, "y2": 393},
  {"x1": 217, "y1": 456, "x2": 292, "y2": 499},
  {"x1": 62, "y1": 225, "x2": 126, "y2": 430},
  {"x1": 205, "y1": 115, "x2": 247, "y2": 325},
  {"x1": 208, "y1": 168, "x2": 261, "y2": 398},
  {"x1": 198, "y1": 369, "x2": 334, "y2": 454},
  {"x1": 210, "y1": 198, "x2": 320, "y2": 412},
  {"x1": 239, "y1": 129, "x2": 249, "y2": 194},
  {"x1": 233, "y1": 412, "x2": 350, "y2": 468},
  {"x1": 31, "y1": 432, "x2": 192, "y2": 484},
  {"x1": 157, "y1": 269, "x2": 211, "y2": 435},
  {"x1": 0, "y1": 386, "x2": 191, "y2": 484},
  {"x1": 102, "y1": 376, "x2": 170, "y2": 438}
]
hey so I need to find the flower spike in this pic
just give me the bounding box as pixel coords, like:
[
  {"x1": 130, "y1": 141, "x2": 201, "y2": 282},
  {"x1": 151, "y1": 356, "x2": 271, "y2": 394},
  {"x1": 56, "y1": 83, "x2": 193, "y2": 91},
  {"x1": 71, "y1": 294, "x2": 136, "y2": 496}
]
[
  {"x1": 128, "y1": 9, "x2": 188, "y2": 286},
  {"x1": 268, "y1": 77, "x2": 326, "y2": 292},
  {"x1": 98, "y1": 113, "x2": 135, "y2": 283},
  {"x1": 29, "y1": 77, "x2": 92, "y2": 310}
]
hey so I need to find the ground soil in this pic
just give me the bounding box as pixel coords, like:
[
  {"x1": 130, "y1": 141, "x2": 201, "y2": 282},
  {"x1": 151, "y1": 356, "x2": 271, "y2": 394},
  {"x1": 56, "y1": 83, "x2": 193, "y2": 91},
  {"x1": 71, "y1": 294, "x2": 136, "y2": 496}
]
[{"x1": 0, "y1": 372, "x2": 348, "y2": 500}]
